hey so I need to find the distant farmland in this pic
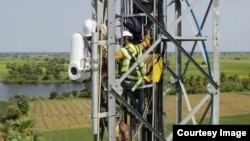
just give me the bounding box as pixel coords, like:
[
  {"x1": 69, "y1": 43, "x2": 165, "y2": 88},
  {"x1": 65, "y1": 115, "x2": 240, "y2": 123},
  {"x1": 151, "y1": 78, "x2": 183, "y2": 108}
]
[
  {"x1": 1, "y1": 52, "x2": 250, "y2": 81},
  {"x1": 29, "y1": 98, "x2": 92, "y2": 130},
  {"x1": 29, "y1": 92, "x2": 250, "y2": 131}
]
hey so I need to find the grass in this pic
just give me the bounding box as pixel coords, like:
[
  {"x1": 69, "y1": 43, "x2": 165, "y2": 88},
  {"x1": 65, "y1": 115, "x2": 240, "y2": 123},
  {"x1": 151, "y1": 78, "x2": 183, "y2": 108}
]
[
  {"x1": 0, "y1": 101, "x2": 15, "y2": 115},
  {"x1": 26, "y1": 92, "x2": 250, "y2": 141},
  {"x1": 28, "y1": 99, "x2": 92, "y2": 130},
  {"x1": 166, "y1": 52, "x2": 250, "y2": 78},
  {"x1": 1, "y1": 52, "x2": 250, "y2": 140},
  {"x1": 41, "y1": 114, "x2": 250, "y2": 141},
  {"x1": 42, "y1": 128, "x2": 93, "y2": 141},
  {"x1": 1, "y1": 52, "x2": 250, "y2": 81},
  {"x1": 220, "y1": 114, "x2": 250, "y2": 125}
]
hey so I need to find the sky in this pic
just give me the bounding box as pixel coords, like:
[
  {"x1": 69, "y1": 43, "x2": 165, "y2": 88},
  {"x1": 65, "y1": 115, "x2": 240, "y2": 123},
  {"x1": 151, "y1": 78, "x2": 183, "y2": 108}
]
[{"x1": 0, "y1": 0, "x2": 249, "y2": 52}]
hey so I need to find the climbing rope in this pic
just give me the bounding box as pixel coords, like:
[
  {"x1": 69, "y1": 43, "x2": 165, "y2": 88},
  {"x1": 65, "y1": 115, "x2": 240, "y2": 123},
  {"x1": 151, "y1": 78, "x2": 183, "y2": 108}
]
[{"x1": 133, "y1": 88, "x2": 154, "y2": 140}]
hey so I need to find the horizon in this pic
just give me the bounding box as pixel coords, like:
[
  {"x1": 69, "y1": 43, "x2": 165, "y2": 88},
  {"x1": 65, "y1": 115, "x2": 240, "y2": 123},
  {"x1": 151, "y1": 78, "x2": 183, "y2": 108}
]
[{"x1": 0, "y1": 0, "x2": 249, "y2": 52}]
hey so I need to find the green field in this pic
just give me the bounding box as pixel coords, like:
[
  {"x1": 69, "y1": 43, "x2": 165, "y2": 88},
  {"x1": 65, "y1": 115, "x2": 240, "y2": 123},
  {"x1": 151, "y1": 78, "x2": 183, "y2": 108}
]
[
  {"x1": 42, "y1": 128, "x2": 93, "y2": 141},
  {"x1": 166, "y1": 52, "x2": 250, "y2": 78},
  {"x1": 27, "y1": 92, "x2": 250, "y2": 141},
  {"x1": 40, "y1": 116, "x2": 250, "y2": 141},
  {"x1": 1, "y1": 52, "x2": 250, "y2": 81},
  {"x1": 1, "y1": 52, "x2": 250, "y2": 140},
  {"x1": 0, "y1": 52, "x2": 69, "y2": 82},
  {"x1": 41, "y1": 111, "x2": 250, "y2": 141}
]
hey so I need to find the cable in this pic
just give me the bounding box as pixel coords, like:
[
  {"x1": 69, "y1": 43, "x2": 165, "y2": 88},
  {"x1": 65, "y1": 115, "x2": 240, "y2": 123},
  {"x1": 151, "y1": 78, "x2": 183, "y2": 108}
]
[
  {"x1": 184, "y1": 0, "x2": 212, "y2": 77},
  {"x1": 133, "y1": 88, "x2": 153, "y2": 140},
  {"x1": 184, "y1": 0, "x2": 214, "y2": 124}
]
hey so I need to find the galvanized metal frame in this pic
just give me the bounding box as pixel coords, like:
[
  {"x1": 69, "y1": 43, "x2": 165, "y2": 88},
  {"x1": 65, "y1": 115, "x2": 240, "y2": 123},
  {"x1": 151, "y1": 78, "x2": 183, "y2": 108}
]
[{"x1": 90, "y1": 0, "x2": 220, "y2": 140}]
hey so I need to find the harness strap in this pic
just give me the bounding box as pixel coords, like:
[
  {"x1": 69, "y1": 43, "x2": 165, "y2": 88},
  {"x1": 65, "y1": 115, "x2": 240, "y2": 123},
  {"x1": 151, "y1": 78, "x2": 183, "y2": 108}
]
[{"x1": 123, "y1": 44, "x2": 144, "y2": 91}]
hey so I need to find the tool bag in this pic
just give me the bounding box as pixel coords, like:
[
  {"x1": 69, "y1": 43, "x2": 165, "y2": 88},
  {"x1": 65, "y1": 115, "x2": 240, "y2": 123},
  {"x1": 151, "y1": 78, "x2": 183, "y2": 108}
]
[{"x1": 144, "y1": 53, "x2": 163, "y2": 83}]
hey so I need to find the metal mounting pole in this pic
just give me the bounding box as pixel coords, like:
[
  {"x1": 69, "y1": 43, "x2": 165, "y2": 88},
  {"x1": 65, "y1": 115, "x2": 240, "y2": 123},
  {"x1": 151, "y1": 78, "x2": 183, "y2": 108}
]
[
  {"x1": 91, "y1": 32, "x2": 99, "y2": 141},
  {"x1": 212, "y1": 0, "x2": 220, "y2": 125},
  {"x1": 107, "y1": 0, "x2": 117, "y2": 140}
]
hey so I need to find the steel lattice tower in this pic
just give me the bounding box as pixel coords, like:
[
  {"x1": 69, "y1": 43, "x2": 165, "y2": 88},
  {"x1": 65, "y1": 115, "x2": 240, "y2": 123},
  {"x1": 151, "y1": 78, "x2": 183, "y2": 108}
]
[{"x1": 90, "y1": 0, "x2": 220, "y2": 141}]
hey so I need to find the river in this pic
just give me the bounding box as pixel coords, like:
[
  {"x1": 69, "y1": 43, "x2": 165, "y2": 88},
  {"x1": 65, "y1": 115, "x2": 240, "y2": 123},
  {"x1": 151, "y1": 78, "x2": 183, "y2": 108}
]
[{"x1": 0, "y1": 82, "x2": 85, "y2": 101}]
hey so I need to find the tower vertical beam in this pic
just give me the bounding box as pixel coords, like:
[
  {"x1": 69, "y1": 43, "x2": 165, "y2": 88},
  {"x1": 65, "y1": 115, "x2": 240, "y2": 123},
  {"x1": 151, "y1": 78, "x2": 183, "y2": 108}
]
[
  {"x1": 91, "y1": 0, "x2": 97, "y2": 20},
  {"x1": 175, "y1": 0, "x2": 182, "y2": 124},
  {"x1": 212, "y1": 0, "x2": 220, "y2": 124},
  {"x1": 107, "y1": 0, "x2": 117, "y2": 140}
]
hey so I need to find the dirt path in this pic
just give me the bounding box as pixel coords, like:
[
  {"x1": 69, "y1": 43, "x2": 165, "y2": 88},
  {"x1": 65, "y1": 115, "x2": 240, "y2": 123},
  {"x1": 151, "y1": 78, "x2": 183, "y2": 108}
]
[{"x1": 29, "y1": 92, "x2": 250, "y2": 130}]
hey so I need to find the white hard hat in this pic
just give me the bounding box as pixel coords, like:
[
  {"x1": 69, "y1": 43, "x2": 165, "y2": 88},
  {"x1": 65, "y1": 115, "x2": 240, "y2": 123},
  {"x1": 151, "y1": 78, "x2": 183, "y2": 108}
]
[
  {"x1": 122, "y1": 31, "x2": 133, "y2": 37},
  {"x1": 83, "y1": 19, "x2": 97, "y2": 37}
]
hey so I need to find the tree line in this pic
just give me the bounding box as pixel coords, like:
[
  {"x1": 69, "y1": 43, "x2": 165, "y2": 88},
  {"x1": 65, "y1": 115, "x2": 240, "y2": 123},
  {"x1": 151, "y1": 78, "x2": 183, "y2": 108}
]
[
  {"x1": 4, "y1": 56, "x2": 250, "y2": 94},
  {"x1": 5, "y1": 57, "x2": 67, "y2": 83},
  {"x1": 167, "y1": 73, "x2": 250, "y2": 95}
]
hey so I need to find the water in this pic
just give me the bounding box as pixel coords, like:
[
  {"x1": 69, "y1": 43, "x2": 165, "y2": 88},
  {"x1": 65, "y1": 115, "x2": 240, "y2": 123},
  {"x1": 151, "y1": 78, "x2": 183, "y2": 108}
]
[{"x1": 0, "y1": 82, "x2": 85, "y2": 101}]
